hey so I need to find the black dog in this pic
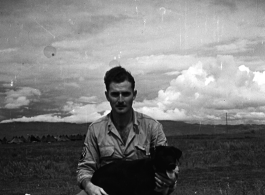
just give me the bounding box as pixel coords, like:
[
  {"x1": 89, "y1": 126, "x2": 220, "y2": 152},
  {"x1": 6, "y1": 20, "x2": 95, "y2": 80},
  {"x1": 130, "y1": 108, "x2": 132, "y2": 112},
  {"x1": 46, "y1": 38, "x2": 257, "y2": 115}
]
[{"x1": 91, "y1": 145, "x2": 182, "y2": 195}]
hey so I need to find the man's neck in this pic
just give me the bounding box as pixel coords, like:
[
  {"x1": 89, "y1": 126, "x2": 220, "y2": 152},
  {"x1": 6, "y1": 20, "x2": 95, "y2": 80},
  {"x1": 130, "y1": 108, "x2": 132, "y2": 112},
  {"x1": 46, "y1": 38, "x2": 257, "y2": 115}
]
[{"x1": 111, "y1": 109, "x2": 133, "y2": 130}]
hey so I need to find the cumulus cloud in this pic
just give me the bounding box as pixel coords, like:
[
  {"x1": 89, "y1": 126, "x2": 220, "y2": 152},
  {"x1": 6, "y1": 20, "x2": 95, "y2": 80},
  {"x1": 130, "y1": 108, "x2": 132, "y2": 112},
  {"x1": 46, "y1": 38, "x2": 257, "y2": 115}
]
[
  {"x1": 1, "y1": 115, "x2": 66, "y2": 123},
  {"x1": 253, "y1": 71, "x2": 265, "y2": 85},
  {"x1": 4, "y1": 54, "x2": 265, "y2": 124},
  {"x1": 1, "y1": 0, "x2": 265, "y2": 125},
  {"x1": 2, "y1": 100, "x2": 110, "y2": 123},
  {"x1": 61, "y1": 101, "x2": 110, "y2": 123},
  {"x1": 4, "y1": 87, "x2": 41, "y2": 109},
  {"x1": 135, "y1": 106, "x2": 188, "y2": 121},
  {"x1": 134, "y1": 55, "x2": 265, "y2": 124},
  {"x1": 125, "y1": 54, "x2": 198, "y2": 75}
]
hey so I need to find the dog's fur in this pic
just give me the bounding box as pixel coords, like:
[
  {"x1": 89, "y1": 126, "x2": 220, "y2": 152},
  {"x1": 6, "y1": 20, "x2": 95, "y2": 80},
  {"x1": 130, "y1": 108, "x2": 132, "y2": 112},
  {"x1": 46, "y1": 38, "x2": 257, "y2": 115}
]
[{"x1": 91, "y1": 145, "x2": 182, "y2": 195}]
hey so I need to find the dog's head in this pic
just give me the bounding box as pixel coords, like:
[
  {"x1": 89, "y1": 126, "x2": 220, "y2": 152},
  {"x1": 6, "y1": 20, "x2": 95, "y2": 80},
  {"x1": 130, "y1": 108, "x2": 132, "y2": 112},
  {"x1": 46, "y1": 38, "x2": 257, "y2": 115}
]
[{"x1": 150, "y1": 146, "x2": 182, "y2": 179}]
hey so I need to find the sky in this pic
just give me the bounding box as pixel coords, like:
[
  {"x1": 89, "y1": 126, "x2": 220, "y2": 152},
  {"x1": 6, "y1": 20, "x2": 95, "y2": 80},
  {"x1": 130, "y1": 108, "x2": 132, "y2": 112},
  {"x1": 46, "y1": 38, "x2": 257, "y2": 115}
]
[{"x1": 1, "y1": 0, "x2": 265, "y2": 125}]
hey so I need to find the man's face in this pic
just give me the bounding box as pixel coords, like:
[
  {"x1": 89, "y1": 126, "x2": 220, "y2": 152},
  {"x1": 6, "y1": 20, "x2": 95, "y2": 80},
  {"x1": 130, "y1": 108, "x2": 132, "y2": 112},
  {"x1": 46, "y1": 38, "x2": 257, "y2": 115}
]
[{"x1": 105, "y1": 80, "x2": 137, "y2": 115}]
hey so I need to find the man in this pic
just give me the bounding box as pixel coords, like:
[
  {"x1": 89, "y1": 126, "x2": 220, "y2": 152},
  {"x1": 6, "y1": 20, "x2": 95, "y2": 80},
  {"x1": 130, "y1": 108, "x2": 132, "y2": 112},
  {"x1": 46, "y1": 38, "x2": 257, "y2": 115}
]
[{"x1": 76, "y1": 66, "x2": 178, "y2": 195}]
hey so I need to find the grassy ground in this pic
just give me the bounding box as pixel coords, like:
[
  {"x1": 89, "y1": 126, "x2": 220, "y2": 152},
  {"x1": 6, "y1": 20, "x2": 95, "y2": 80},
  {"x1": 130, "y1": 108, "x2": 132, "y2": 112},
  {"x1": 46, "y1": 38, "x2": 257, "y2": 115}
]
[
  {"x1": 1, "y1": 132, "x2": 265, "y2": 195},
  {"x1": 168, "y1": 133, "x2": 265, "y2": 195},
  {"x1": 0, "y1": 141, "x2": 81, "y2": 195}
]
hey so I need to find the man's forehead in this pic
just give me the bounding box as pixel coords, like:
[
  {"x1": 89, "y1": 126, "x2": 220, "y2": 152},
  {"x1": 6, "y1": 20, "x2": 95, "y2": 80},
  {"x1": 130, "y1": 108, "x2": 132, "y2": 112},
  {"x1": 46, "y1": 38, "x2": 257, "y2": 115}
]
[{"x1": 108, "y1": 81, "x2": 133, "y2": 91}]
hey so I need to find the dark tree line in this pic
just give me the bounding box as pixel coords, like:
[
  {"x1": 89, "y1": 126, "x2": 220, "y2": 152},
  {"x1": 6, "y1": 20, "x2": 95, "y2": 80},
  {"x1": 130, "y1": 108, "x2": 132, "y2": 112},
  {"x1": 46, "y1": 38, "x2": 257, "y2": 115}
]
[{"x1": 0, "y1": 134, "x2": 86, "y2": 144}]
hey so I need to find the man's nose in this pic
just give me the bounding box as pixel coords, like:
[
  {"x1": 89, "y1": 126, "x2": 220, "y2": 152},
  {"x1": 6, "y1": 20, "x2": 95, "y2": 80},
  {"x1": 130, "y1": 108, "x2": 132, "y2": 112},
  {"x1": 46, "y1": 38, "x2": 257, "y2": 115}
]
[{"x1": 118, "y1": 94, "x2": 124, "y2": 102}]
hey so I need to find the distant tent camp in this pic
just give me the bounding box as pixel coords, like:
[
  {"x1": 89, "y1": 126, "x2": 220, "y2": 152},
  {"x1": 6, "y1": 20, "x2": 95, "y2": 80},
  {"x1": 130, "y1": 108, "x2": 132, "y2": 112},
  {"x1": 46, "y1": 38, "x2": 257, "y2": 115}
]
[
  {"x1": 28, "y1": 135, "x2": 40, "y2": 143},
  {"x1": 8, "y1": 137, "x2": 23, "y2": 144},
  {"x1": 1, "y1": 137, "x2": 7, "y2": 144},
  {"x1": 69, "y1": 134, "x2": 84, "y2": 141},
  {"x1": 56, "y1": 135, "x2": 70, "y2": 142},
  {"x1": 42, "y1": 135, "x2": 57, "y2": 143},
  {"x1": 19, "y1": 136, "x2": 27, "y2": 143},
  {"x1": 41, "y1": 135, "x2": 46, "y2": 142}
]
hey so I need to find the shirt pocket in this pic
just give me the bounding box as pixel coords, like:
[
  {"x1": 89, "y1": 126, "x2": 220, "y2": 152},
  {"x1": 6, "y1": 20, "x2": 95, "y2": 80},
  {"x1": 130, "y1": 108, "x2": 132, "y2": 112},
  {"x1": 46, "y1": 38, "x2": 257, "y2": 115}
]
[
  {"x1": 99, "y1": 145, "x2": 115, "y2": 158},
  {"x1": 135, "y1": 144, "x2": 150, "y2": 159}
]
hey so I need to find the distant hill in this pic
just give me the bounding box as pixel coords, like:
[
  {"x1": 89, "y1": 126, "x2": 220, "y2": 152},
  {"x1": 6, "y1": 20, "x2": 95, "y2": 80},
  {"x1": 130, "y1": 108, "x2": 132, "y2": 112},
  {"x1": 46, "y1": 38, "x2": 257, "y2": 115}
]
[
  {"x1": 160, "y1": 120, "x2": 245, "y2": 136},
  {"x1": 0, "y1": 121, "x2": 264, "y2": 139}
]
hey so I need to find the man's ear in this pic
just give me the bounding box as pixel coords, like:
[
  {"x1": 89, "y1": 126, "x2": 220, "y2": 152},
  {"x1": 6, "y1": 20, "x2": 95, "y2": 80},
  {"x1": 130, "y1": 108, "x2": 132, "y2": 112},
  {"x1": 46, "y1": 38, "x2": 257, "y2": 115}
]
[
  {"x1": 133, "y1": 90, "x2": 137, "y2": 100},
  {"x1": 105, "y1": 91, "x2": 110, "y2": 101}
]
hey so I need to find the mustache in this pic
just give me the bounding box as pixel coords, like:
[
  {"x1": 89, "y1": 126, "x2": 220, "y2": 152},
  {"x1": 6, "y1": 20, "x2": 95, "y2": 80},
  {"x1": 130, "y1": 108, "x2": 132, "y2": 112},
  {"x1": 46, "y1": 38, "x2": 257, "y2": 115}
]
[{"x1": 116, "y1": 103, "x2": 126, "y2": 107}]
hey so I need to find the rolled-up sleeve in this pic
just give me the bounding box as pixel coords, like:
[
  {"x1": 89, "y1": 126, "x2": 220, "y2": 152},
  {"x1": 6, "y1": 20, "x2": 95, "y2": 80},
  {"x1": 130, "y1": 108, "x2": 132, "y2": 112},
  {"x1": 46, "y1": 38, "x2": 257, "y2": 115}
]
[
  {"x1": 76, "y1": 126, "x2": 99, "y2": 188},
  {"x1": 151, "y1": 122, "x2": 167, "y2": 147}
]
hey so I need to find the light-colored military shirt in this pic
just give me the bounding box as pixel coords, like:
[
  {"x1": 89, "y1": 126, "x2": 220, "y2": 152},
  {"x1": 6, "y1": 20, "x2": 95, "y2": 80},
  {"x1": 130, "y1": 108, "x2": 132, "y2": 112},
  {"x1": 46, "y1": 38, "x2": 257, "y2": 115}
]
[{"x1": 76, "y1": 110, "x2": 167, "y2": 187}]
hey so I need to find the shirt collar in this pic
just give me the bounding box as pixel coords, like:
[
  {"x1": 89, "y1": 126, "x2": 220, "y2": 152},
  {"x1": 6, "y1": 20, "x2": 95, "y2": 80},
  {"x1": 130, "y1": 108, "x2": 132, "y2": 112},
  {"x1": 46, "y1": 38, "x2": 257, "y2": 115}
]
[{"x1": 107, "y1": 109, "x2": 139, "y2": 133}]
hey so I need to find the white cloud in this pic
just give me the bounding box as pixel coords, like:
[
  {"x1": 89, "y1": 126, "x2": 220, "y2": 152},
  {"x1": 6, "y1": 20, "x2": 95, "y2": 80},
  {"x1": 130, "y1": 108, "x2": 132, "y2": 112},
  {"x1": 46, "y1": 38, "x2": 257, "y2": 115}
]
[
  {"x1": 4, "y1": 87, "x2": 41, "y2": 109},
  {"x1": 2, "y1": 101, "x2": 111, "y2": 123},
  {"x1": 165, "y1": 71, "x2": 181, "y2": 76},
  {"x1": 1, "y1": 0, "x2": 265, "y2": 125},
  {"x1": 3, "y1": 54, "x2": 265, "y2": 125},
  {"x1": 63, "y1": 82, "x2": 80, "y2": 88},
  {"x1": 239, "y1": 65, "x2": 250, "y2": 75},
  {"x1": 215, "y1": 39, "x2": 251, "y2": 54},
  {"x1": 133, "y1": 55, "x2": 265, "y2": 124},
  {"x1": 77, "y1": 96, "x2": 98, "y2": 103},
  {"x1": 125, "y1": 54, "x2": 198, "y2": 75},
  {"x1": 1, "y1": 115, "x2": 65, "y2": 123},
  {"x1": 253, "y1": 71, "x2": 265, "y2": 85},
  {"x1": 135, "y1": 106, "x2": 188, "y2": 121},
  {"x1": 63, "y1": 101, "x2": 110, "y2": 122},
  {"x1": 0, "y1": 48, "x2": 18, "y2": 53}
]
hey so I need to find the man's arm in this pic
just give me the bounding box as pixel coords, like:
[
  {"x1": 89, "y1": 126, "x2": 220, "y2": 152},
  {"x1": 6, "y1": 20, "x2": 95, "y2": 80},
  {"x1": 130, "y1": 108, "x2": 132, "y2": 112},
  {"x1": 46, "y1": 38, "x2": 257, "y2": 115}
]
[
  {"x1": 151, "y1": 122, "x2": 178, "y2": 195},
  {"x1": 77, "y1": 126, "x2": 108, "y2": 195},
  {"x1": 151, "y1": 122, "x2": 167, "y2": 147},
  {"x1": 81, "y1": 178, "x2": 108, "y2": 195},
  {"x1": 76, "y1": 127, "x2": 97, "y2": 188}
]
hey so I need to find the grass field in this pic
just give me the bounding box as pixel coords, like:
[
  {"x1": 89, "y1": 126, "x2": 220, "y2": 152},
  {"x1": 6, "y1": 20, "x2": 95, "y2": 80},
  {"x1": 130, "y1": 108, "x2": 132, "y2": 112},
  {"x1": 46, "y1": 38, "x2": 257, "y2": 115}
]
[
  {"x1": 1, "y1": 130, "x2": 265, "y2": 195},
  {"x1": 1, "y1": 121, "x2": 265, "y2": 195},
  {"x1": 168, "y1": 133, "x2": 265, "y2": 195}
]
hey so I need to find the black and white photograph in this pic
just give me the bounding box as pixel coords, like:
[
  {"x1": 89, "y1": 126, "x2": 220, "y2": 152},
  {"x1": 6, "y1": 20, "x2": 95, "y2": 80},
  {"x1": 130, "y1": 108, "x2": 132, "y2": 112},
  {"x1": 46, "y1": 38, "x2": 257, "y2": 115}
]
[{"x1": 0, "y1": 0, "x2": 265, "y2": 194}]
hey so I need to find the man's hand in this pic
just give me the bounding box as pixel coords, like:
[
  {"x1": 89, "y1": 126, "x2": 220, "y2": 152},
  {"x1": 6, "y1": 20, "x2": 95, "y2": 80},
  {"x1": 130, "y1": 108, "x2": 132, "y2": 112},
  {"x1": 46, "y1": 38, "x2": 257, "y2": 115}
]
[
  {"x1": 155, "y1": 172, "x2": 178, "y2": 195},
  {"x1": 82, "y1": 180, "x2": 108, "y2": 195}
]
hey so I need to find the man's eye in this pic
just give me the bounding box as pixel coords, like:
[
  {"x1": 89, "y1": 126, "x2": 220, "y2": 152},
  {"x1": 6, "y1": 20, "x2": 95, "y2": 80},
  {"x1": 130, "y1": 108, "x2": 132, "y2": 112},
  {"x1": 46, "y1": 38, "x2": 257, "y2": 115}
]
[
  {"x1": 110, "y1": 92, "x2": 119, "y2": 97},
  {"x1": 122, "y1": 92, "x2": 131, "y2": 97}
]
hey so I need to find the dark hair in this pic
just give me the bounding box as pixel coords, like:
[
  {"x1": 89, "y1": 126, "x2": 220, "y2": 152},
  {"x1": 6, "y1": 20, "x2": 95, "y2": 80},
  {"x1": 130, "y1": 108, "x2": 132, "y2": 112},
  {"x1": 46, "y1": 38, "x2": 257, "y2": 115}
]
[{"x1": 104, "y1": 66, "x2": 135, "y2": 91}]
